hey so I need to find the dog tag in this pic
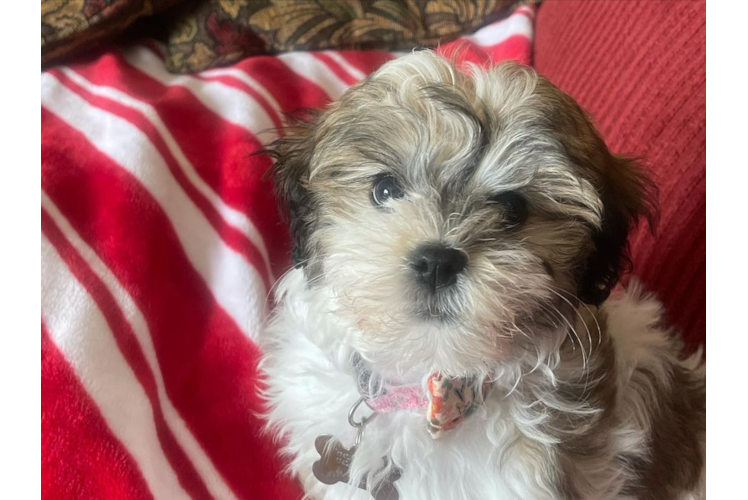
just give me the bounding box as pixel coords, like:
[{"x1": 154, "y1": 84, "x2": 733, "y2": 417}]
[
  {"x1": 312, "y1": 434, "x2": 401, "y2": 500},
  {"x1": 312, "y1": 434, "x2": 354, "y2": 485}
]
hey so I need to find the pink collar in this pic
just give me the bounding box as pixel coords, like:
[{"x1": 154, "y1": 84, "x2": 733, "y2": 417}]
[
  {"x1": 366, "y1": 385, "x2": 428, "y2": 413},
  {"x1": 352, "y1": 354, "x2": 490, "y2": 439}
]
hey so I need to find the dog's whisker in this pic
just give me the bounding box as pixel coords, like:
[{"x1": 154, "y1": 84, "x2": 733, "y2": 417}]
[
  {"x1": 542, "y1": 286, "x2": 594, "y2": 390},
  {"x1": 552, "y1": 286, "x2": 603, "y2": 349},
  {"x1": 545, "y1": 299, "x2": 589, "y2": 386}
]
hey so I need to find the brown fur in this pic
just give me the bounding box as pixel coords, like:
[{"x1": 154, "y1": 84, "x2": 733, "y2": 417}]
[{"x1": 629, "y1": 362, "x2": 706, "y2": 499}]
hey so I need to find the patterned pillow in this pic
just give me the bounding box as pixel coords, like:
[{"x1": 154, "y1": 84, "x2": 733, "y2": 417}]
[
  {"x1": 41, "y1": 0, "x2": 180, "y2": 66},
  {"x1": 42, "y1": 0, "x2": 532, "y2": 73},
  {"x1": 161, "y1": 0, "x2": 530, "y2": 73}
]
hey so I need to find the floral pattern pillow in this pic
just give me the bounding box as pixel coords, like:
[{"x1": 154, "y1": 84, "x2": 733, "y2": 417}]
[
  {"x1": 42, "y1": 0, "x2": 532, "y2": 73},
  {"x1": 162, "y1": 0, "x2": 529, "y2": 73}
]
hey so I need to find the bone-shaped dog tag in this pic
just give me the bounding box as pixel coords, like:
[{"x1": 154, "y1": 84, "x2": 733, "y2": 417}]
[
  {"x1": 312, "y1": 434, "x2": 353, "y2": 485},
  {"x1": 312, "y1": 434, "x2": 401, "y2": 500}
]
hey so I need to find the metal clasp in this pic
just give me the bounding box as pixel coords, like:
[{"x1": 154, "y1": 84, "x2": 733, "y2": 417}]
[{"x1": 348, "y1": 397, "x2": 376, "y2": 447}]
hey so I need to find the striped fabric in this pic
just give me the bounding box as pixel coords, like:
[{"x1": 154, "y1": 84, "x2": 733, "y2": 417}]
[{"x1": 41, "y1": 6, "x2": 535, "y2": 499}]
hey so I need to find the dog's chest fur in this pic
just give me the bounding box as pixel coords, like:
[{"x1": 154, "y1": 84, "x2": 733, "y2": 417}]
[
  {"x1": 261, "y1": 294, "x2": 562, "y2": 499},
  {"x1": 260, "y1": 270, "x2": 705, "y2": 500}
]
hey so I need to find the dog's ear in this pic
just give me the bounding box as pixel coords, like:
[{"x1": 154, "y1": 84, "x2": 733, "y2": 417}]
[
  {"x1": 577, "y1": 154, "x2": 658, "y2": 305},
  {"x1": 265, "y1": 113, "x2": 319, "y2": 269}
]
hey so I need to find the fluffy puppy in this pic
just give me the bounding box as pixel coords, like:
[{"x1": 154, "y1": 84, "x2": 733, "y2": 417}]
[{"x1": 260, "y1": 51, "x2": 705, "y2": 500}]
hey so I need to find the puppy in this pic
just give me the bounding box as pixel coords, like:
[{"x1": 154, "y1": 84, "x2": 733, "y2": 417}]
[{"x1": 260, "y1": 51, "x2": 705, "y2": 500}]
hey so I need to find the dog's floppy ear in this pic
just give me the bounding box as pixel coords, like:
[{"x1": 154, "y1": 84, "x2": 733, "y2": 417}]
[
  {"x1": 578, "y1": 154, "x2": 658, "y2": 305},
  {"x1": 265, "y1": 112, "x2": 319, "y2": 269}
]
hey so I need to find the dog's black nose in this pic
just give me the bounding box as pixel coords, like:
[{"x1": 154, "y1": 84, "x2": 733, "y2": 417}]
[{"x1": 409, "y1": 243, "x2": 468, "y2": 291}]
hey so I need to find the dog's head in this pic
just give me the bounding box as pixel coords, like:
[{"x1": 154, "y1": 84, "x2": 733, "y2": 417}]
[{"x1": 268, "y1": 52, "x2": 655, "y2": 376}]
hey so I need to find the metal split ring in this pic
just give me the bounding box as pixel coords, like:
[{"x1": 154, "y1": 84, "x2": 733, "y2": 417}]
[{"x1": 347, "y1": 397, "x2": 373, "y2": 429}]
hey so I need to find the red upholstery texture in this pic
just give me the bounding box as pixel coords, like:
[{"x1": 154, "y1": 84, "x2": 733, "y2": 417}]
[{"x1": 534, "y1": 0, "x2": 706, "y2": 350}]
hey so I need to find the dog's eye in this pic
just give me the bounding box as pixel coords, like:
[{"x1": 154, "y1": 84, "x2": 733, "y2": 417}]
[
  {"x1": 487, "y1": 191, "x2": 527, "y2": 227},
  {"x1": 372, "y1": 175, "x2": 404, "y2": 206}
]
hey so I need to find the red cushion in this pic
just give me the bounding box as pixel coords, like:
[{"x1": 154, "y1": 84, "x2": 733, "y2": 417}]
[{"x1": 534, "y1": 0, "x2": 706, "y2": 350}]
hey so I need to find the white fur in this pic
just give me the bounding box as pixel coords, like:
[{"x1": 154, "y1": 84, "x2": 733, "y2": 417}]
[{"x1": 260, "y1": 271, "x2": 705, "y2": 500}]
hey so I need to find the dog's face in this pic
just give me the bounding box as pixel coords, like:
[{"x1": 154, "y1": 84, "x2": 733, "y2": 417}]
[{"x1": 270, "y1": 52, "x2": 654, "y2": 376}]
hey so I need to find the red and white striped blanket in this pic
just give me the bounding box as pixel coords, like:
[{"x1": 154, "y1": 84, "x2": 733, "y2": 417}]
[{"x1": 41, "y1": 6, "x2": 535, "y2": 499}]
